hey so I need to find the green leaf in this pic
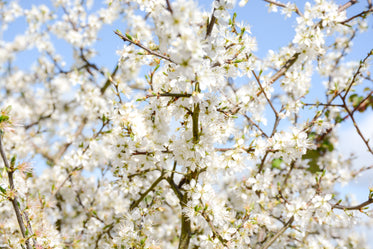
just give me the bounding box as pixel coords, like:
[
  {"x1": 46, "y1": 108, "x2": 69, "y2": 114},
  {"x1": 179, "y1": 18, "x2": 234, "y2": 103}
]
[
  {"x1": 271, "y1": 158, "x2": 283, "y2": 169},
  {"x1": 303, "y1": 149, "x2": 321, "y2": 173},
  {"x1": 0, "y1": 115, "x2": 9, "y2": 123},
  {"x1": 125, "y1": 33, "x2": 133, "y2": 41},
  {"x1": 0, "y1": 185, "x2": 6, "y2": 194}
]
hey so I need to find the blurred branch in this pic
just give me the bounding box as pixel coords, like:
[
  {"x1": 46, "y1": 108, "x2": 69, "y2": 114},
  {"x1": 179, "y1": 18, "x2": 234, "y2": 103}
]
[
  {"x1": 332, "y1": 198, "x2": 373, "y2": 210},
  {"x1": 165, "y1": 0, "x2": 173, "y2": 14},
  {"x1": 55, "y1": 117, "x2": 88, "y2": 161},
  {"x1": 263, "y1": 0, "x2": 303, "y2": 16},
  {"x1": 100, "y1": 64, "x2": 119, "y2": 94},
  {"x1": 205, "y1": 9, "x2": 216, "y2": 39},
  {"x1": 339, "y1": 0, "x2": 358, "y2": 12},
  {"x1": 260, "y1": 216, "x2": 294, "y2": 249},
  {"x1": 352, "y1": 164, "x2": 373, "y2": 177}
]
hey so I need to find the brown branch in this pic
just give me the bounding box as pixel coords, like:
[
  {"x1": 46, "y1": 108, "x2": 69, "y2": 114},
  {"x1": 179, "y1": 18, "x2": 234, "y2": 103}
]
[
  {"x1": 343, "y1": 50, "x2": 372, "y2": 100},
  {"x1": 339, "y1": 90, "x2": 373, "y2": 123},
  {"x1": 269, "y1": 52, "x2": 299, "y2": 85},
  {"x1": 332, "y1": 198, "x2": 373, "y2": 210},
  {"x1": 55, "y1": 117, "x2": 88, "y2": 161},
  {"x1": 303, "y1": 103, "x2": 344, "y2": 108},
  {"x1": 339, "y1": 0, "x2": 358, "y2": 12},
  {"x1": 260, "y1": 216, "x2": 294, "y2": 249},
  {"x1": 199, "y1": 206, "x2": 229, "y2": 247},
  {"x1": 244, "y1": 114, "x2": 269, "y2": 138},
  {"x1": 252, "y1": 70, "x2": 279, "y2": 118},
  {"x1": 179, "y1": 194, "x2": 192, "y2": 249},
  {"x1": 341, "y1": 7, "x2": 373, "y2": 24},
  {"x1": 352, "y1": 165, "x2": 373, "y2": 177},
  {"x1": 24, "y1": 112, "x2": 53, "y2": 130},
  {"x1": 129, "y1": 171, "x2": 166, "y2": 210},
  {"x1": 100, "y1": 64, "x2": 119, "y2": 94},
  {"x1": 340, "y1": 95, "x2": 373, "y2": 155},
  {"x1": 263, "y1": 0, "x2": 303, "y2": 16},
  {"x1": 205, "y1": 9, "x2": 216, "y2": 39},
  {"x1": 114, "y1": 30, "x2": 175, "y2": 63},
  {"x1": 215, "y1": 147, "x2": 255, "y2": 153},
  {"x1": 166, "y1": 177, "x2": 184, "y2": 201},
  {"x1": 165, "y1": 0, "x2": 173, "y2": 14},
  {"x1": 256, "y1": 52, "x2": 300, "y2": 97},
  {"x1": 0, "y1": 134, "x2": 33, "y2": 249},
  {"x1": 145, "y1": 92, "x2": 192, "y2": 98}
]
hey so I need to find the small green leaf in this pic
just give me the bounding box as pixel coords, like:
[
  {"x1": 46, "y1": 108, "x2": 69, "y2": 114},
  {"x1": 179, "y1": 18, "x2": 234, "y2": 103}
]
[
  {"x1": 125, "y1": 33, "x2": 133, "y2": 41},
  {"x1": 0, "y1": 186, "x2": 6, "y2": 194},
  {"x1": 0, "y1": 115, "x2": 9, "y2": 123},
  {"x1": 271, "y1": 158, "x2": 283, "y2": 169}
]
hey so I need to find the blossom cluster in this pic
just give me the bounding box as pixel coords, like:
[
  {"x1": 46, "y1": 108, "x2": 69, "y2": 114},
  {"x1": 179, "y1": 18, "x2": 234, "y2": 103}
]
[{"x1": 0, "y1": 0, "x2": 372, "y2": 248}]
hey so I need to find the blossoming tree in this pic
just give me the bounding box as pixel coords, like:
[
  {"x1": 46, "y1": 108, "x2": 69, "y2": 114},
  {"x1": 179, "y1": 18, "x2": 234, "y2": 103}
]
[{"x1": 0, "y1": 0, "x2": 372, "y2": 248}]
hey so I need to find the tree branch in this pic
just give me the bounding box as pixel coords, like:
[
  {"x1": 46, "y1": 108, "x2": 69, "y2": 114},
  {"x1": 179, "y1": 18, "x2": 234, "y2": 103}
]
[
  {"x1": 129, "y1": 171, "x2": 165, "y2": 210},
  {"x1": 260, "y1": 216, "x2": 294, "y2": 249},
  {"x1": 145, "y1": 92, "x2": 192, "y2": 99},
  {"x1": 100, "y1": 64, "x2": 119, "y2": 94},
  {"x1": 263, "y1": 0, "x2": 303, "y2": 16},
  {"x1": 341, "y1": 6, "x2": 373, "y2": 24},
  {"x1": 199, "y1": 202, "x2": 229, "y2": 247},
  {"x1": 0, "y1": 134, "x2": 33, "y2": 249},
  {"x1": 252, "y1": 70, "x2": 279, "y2": 118},
  {"x1": 332, "y1": 198, "x2": 373, "y2": 211},
  {"x1": 339, "y1": 0, "x2": 358, "y2": 12},
  {"x1": 114, "y1": 30, "x2": 175, "y2": 63},
  {"x1": 205, "y1": 9, "x2": 217, "y2": 39},
  {"x1": 165, "y1": 0, "x2": 173, "y2": 14}
]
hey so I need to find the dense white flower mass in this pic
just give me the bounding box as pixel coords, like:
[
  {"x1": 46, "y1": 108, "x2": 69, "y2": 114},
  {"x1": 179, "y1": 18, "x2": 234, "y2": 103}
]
[{"x1": 0, "y1": 0, "x2": 372, "y2": 248}]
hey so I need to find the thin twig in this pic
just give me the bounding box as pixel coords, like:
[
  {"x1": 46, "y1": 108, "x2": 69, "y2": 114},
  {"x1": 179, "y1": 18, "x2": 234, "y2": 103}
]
[
  {"x1": 255, "y1": 52, "x2": 300, "y2": 98},
  {"x1": 340, "y1": 7, "x2": 373, "y2": 24},
  {"x1": 268, "y1": 52, "x2": 299, "y2": 85},
  {"x1": 145, "y1": 92, "x2": 192, "y2": 98},
  {"x1": 129, "y1": 171, "x2": 166, "y2": 210},
  {"x1": 260, "y1": 216, "x2": 294, "y2": 249},
  {"x1": 100, "y1": 64, "x2": 119, "y2": 94},
  {"x1": 303, "y1": 103, "x2": 344, "y2": 107},
  {"x1": 343, "y1": 50, "x2": 372, "y2": 100},
  {"x1": 340, "y1": 95, "x2": 373, "y2": 154},
  {"x1": 252, "y1": 70, "x2": 279, "y2": 118},
  {"x1": 199, "y1": 204, "x2": 229, "y2": 247},
  {"x1": 244, "y1": 114, "x2": 269, "y2": 138},
  {"x1": 114, "y1": 31, "x2": 175, "y2": 63},
  {"x1": 352, "y1": 165, "x2": 373, "y2": 177},
  {"x1": 332, "y1": 198, "x2": 373, "y2": 210},
  {"x1": 263, "y1": 0, "x2": 303, "y2": 16}
]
